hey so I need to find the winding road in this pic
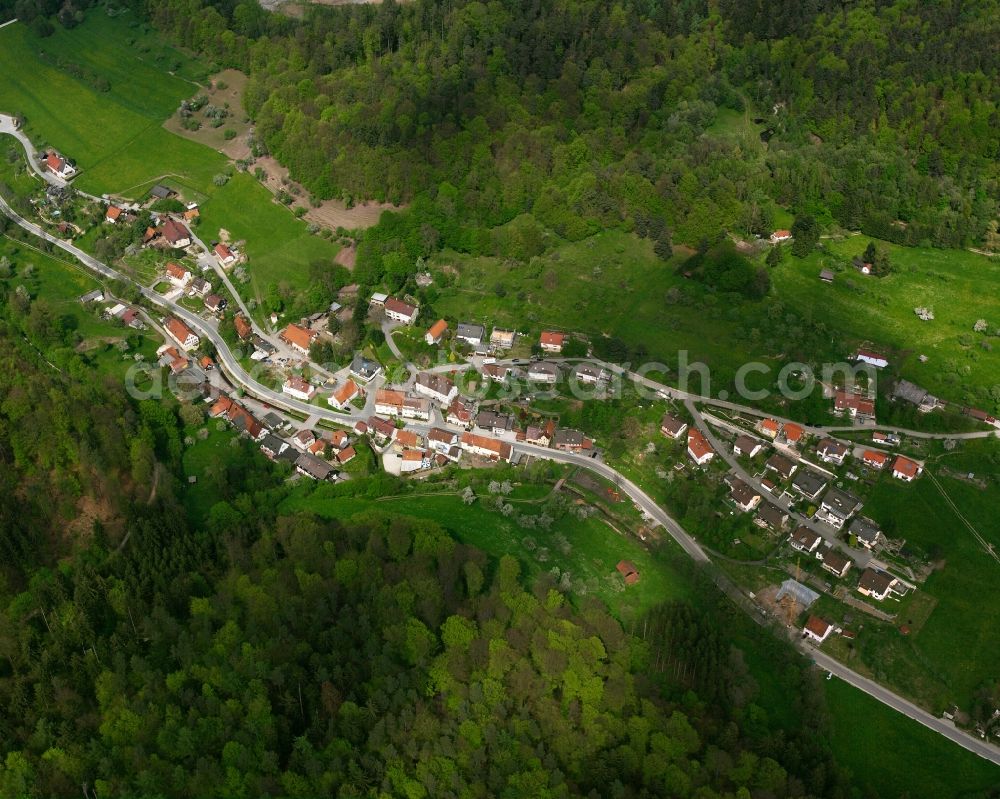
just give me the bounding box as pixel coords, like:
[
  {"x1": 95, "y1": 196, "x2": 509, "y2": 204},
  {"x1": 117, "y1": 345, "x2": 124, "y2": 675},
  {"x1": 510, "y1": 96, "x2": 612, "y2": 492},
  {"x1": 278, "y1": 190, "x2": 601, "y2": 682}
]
[{"x1": 1, "y1": 121, "x2": 998, "y2": 769}]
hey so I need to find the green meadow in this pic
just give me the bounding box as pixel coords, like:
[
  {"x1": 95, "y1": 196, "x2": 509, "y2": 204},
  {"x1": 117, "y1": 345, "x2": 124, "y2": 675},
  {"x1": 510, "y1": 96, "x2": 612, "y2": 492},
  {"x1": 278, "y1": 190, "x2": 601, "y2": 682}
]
[
  {"x1": 278, "y1": 484, "x2": 684, "y2": 621},
  {"x1": 773, "y1": 237, "x2": 1000, "y2": 401},
  {"x1": 824, "y1": 678, "x2": 1000, "y2": 798}
]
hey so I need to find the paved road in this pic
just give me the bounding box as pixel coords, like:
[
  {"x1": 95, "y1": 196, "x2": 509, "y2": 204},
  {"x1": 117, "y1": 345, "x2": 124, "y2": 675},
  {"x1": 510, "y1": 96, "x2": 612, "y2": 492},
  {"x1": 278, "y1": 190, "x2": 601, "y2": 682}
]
[
  {"x1": 808, "y1": 647, "x2": 1000, "y2": 766},
  {"x1": 2, "y1": 138, "x2": 998, "y2": 767},
  {"x1": 0, "y1": 114, "x2": 66, "y2": 188},
  {"x1": 687, "y1": 401, "x2": 875, "y2": 569}
]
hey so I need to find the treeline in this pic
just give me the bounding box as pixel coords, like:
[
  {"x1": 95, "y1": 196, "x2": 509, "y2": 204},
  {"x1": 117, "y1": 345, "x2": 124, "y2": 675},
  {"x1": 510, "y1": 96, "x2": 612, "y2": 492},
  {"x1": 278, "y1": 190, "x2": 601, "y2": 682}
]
[
  {"x1": 134, "y1": 0, "x2": 998, "y2": 265},
  {"x1": 0, "y1": 498, "x2": 862, "y2": 797}
]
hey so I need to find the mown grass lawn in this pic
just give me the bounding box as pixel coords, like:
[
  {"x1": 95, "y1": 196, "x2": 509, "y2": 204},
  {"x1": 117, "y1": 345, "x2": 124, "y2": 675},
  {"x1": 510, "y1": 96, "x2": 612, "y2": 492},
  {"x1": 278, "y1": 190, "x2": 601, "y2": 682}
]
[
  {"x1": 278, "y1": 485, "x2": 685, "y2": 621},
  {"x1": 773, "y1": 237, "x2": 1000, "y2": 402},
  {"x1": 824, "y1": 678, "x2": 1000, "y2": 798}
]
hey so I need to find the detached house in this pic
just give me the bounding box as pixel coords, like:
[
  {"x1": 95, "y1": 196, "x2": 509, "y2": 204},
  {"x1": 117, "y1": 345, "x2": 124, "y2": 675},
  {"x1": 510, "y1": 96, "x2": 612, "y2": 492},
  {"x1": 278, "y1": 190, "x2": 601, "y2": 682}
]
[
  {"x1": 414, "y1": 373, "x2": 458, "y2": 405},
  {"x1": 446, "y1": 397, "x2": 474, "y2": 427},
  {"x1": 733, "y1": 434, "x2": 763, "y2": 458},
  {"x1": 483, "y1": 362, "x2": 514, "y2": 382},
  {"x1": 803, "y1": 616, "x2": 833, "y2": 644},
  {"x1": 892, "y1": 456, "x2": 922, "y2": 482},
  {"x1": 424, "y1": 319, "x2": 448, "y2": 345},
  {"x1": 728, "y1": 477, "x2": 762, "y2": 513},
  {"x1": 817, "y1": 438, "x2": 849, "y2": 466},
  {"x1": 282, "y1": 376, "x2": 317, "y2": 402},
  {"x1": 455, "y1": 323, "x2": 485, "y2": 346},
  {"x1": 349, "y1": 354, "x2": 382, "y2": 383},
  {"x1": 234, "y1": 314, "x2": 252, "y2": 340},
  {"x1": 161, "y1": 219, "x2": 192, "y2": 248},
  {"x1": 687, "y1": 428, "x2": 714, "y2": 466},
  {"x1": 765, "y1": 453, "x2": 798, "y2": 480},
  {"x1": 758, "y1": 418, "x2": 780, "y2": 439},
  {"x1": 384, "y1": 297, "x2": 419, "y2": 325},
  {"x1": 204, "y1": 294, "x2": 226, "y2": 313},
  {"x1": 818, "y1": 546, "x2": 852, "y2": 578},
  {"x1": 279, "y1": 323, "x2": 318, "y2": 356},
  {"x1": 475, "y1": 410, "x2": 516, "y2": 437},
  {"x1": 857, "y1": 568, "x2": 899, "y2": 601},
  {"x1": 850, "y1": 516, "x2": 882, "y2": 550},
  {"x1": 368, "y1": 417, "x2": 397, "y2": 445},
  {"x1": 782, "y1": 422, "x2": 805, "y2": 446},
  {"x1": 539, "y1": 330, "x2": 565, "y2": 353},
  {"x1": 189, "y1": 276, "x2": 212, "y2": 297},
  {"x1": 770, "y1": 229, "x2": 792, "y2": 244},
  {"x1": 527, "y1": 362, "x2": 560, "y2": 384},
  {"x1": 524, "y1": 420, "x2": 555, "y2": 447},
  {"x1": 788, "y1": 525, "x2": 823, "y2": 555},
  {"x1": 427, "y1": 428, "x2": 460, "y2": 458},
  {"x1": 295, "y1": 452, "x2": 336, "y2": 481},
  {"x1": 862, "y1": 450, "x2": 888, "y2": 470},
  {"x1": 165, "y1": 318, "x2": 199, "y2": 351},
  {"x1": 105, "y1": 205, "x2": 123, "y2": 224},
  {"x1": 755, "y1": 503, "x2": 790, "y2": 532},
  {"x1": 792, "y1": 469, "x2": 827, "y2": 500},
  {"x1": 834, "y1": 390, "x2": 875, "y2": 420},
  {"x1": 573, "y1": 363, "x2": 607, "y2": 385},
  {"x1": 165, "y1": 261, "x2": 192, "y2": 287},
  {"x1": 214, "y1": 243, "x2": 236, "y2": 266},
  {"x1": 551, "y1": 428, "x2": 593, "y2": 454},
  {"x1": 660, "y1": 414, "x2": 688, "y2": 440},
  {"x1": 328, "y1": 380, "x2": 361, "y2": 410},
  {"x1": 490, "y1": 328, "x2": 516, "y2": 350},
  {"x1": 45, "y1": 151, "x2": 76, "y2": 179},
  {"x1": 817, "y1": 486, "x2": 862, "y2": 529},
  {"x1": 460, "y1": 432, "x2": 513, "y2": 462}
]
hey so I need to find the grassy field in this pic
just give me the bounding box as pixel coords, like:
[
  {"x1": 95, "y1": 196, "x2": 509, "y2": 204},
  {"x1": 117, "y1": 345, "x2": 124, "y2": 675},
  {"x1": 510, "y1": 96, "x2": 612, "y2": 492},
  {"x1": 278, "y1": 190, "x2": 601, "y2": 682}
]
[
  {"x1": 773, "y1": 237, "x2": 1000, "y2": 402},
  {"x1": 824, "y1": 678, "x2": 1000, "y2": 798},
  {"x1": 849, "y1": 451, "x2": 1000, "y2": 712},
  {"x1": 0, "y1": 15, "x2": 340, "y2": 299},
  {"x1": 0, "y1": 14, "x2": 225, "y2": 197},
  {"x1": 431, "y1": 230, "x2": 775, "y2": 388},
  {"x1": 278, "y1": 485, "x2": 686, "y2": 621},
  {"x1": 197, "y1": 173, "x2": 340, "y2": 295}
]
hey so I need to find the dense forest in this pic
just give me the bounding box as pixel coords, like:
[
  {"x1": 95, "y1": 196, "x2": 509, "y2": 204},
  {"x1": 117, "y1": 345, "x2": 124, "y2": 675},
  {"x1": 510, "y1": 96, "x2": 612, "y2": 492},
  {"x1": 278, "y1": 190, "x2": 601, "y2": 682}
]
[{"x1": 132, "y1": 0, "x2": 999, "y2": 276}]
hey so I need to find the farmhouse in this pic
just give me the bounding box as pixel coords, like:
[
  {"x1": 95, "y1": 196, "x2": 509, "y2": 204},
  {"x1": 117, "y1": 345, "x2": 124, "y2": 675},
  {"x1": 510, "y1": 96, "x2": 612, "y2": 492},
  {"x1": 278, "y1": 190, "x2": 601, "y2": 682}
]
[
  {"x1": 328, "y1": 379, "x2": 361, "y2": 410},
  {"x1": 279, "y1": 323, "x2": 318, "y2": 356},
  {"x1": 660, "y1": 414, "x2": 688, "y2": 440},
  {"x1": 539, "y1": 331, "x2": 565, "y2": 353},
  {"x1": 862, "y1": 450, "x2": 888, "y2": 470},
  {"x1": 424, "y1": 319, "x2": 448, "y2": 345},
  {"x1": 850, "y1": 516, "x2": 882, "y2": 550},
  {"x1": 817, "y1": 438, "x2": 849, "y2": 466},
  {"x1": 282, "y1": 376, "x2": 317, "y2": 401},
  {"x1": 687, "y1": 428, "x2": 714, "y2": 465},
  {"x1": 459, "y1": 432, "x2": 513, "y2": 462},
  {"x1": 164, "y1": 318, "x2": 199, "y2": 351},
  {"x1": 765, "y1": 453, "x2": 798, "y2": 480},
  {"x1": 803, "y1": 616, "x2": 833, "y2": 644},
  {"x1": 490, "y1": 328, "x2": 516, "y2": 349},
  {"x1": 384, "y1": 297, "x2": 419, "y2": 324},
  {"x1": 214, "y1": 243, "x2": 236, "y2": 266},
  {"x1": 788, "y1": 525, "x2": 823, "y2": 554},
  {"x1": 161, "y1": 219, "x2": 192, "y2": 248},
  {"x1": 414, "y1": 372, "x2": 458, "y2": 405},
  {"x1": 854, "y1": 348, "x2": 889, "y2": 369},
  {"x1": 728, "y1": 477, "x2": 762, "y2": 513},
  {"x1": 818, "y1": 547, "x2": 852, "y2": 578},
  {"x1": 770, "y1": 229, "x2": 792, "y2": 244},
  {"x1": 817, "y1": 486, "x2": 862, "y2": 528},
  {"x1": 892, "y1": 455, "x2": 922, "y2": 481},
  {"x1": 157, "y1": 345, "x2": 187, "y2": 374},
  {"x1": 165, "y1": 261, "x2": 192, "y2": 287},
  {"x1": 455, "y1": 323, "x2": 485, "y2": 346},
  {"x1": 857, "y1": 568, "x2": 899, "y2": 601}
]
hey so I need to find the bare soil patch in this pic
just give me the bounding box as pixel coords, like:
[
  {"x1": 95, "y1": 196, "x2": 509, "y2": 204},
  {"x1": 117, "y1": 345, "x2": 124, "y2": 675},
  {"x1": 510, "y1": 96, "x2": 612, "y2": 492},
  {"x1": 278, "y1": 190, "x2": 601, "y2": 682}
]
[
  {"x1": 163, "y1": 69, "x2": 252, "y2": 155},
  {"x1": 334, "y1": 243, "x2": 357, "y2": 269}
]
